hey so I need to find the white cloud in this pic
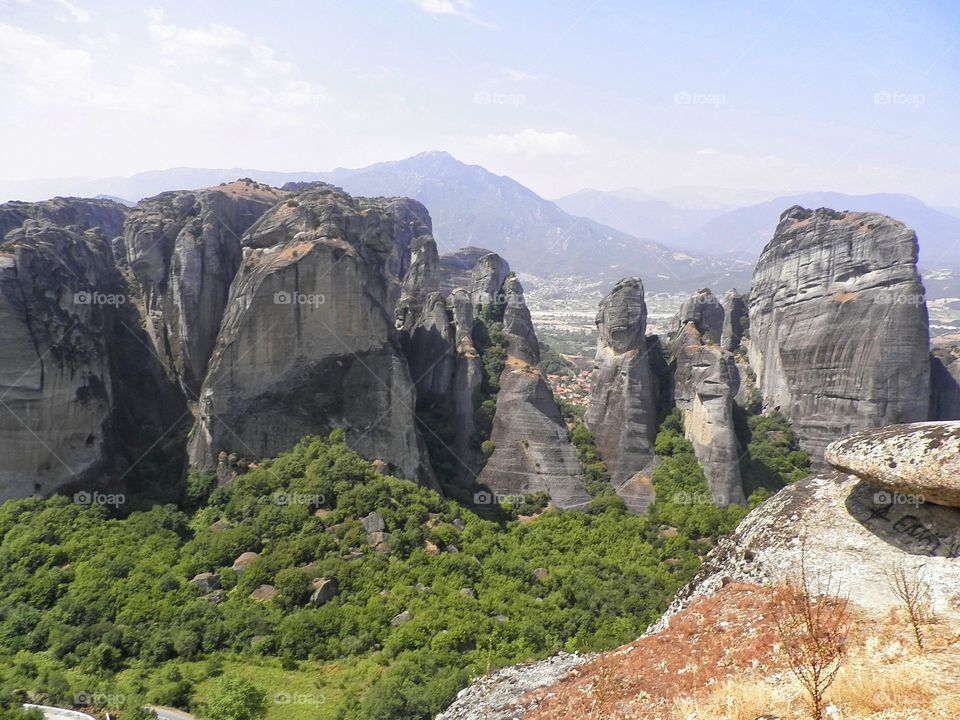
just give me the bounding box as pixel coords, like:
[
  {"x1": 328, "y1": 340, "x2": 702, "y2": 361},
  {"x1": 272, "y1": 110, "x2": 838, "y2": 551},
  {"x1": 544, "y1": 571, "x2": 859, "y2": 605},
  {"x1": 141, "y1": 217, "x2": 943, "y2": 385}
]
[
  {"x1": 407, "y1": 0, "x2": 492, "y2": 26},
  {"x1": 54, "y1": 0, "x2": 89, "y2": 23},
  {"x1": 478, "y1": 128, "x2": 585, "y2": 157}
]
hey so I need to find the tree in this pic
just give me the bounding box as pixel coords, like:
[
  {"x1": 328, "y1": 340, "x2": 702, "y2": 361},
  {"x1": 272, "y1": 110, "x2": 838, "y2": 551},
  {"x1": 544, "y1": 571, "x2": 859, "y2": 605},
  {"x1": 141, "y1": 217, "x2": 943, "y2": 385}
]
[
  {"x1": 888, "y1": 561, "x2": 934, "y2": 651},
  {"x1": 771, "y1": 544, "x2": 850, "y2": 720},
  {"x1": 203, "y1": 677, "x2": 267, "y2": 720}
]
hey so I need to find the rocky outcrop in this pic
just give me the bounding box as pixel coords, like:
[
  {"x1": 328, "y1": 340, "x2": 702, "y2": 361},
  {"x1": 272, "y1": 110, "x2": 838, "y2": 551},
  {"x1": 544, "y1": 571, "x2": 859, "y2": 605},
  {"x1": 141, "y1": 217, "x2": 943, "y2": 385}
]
[
  {"x1": 0, "y1": 197, "x2": 128, "y2": 240},
  {"x1": 655, "y1": 422, "x2": 960, "y2": 626},
  {"x1": 584, "y1": 278, "x2": 658, "y2": 510},
  {"x1": 825, "y1": 422, "x2": 960, "y2": 507},
  {"x1": 0, "y1": 217, "x2": 184, "y2": 501},
  {"x1": 720, "y1": 289, "x2": 748, "y2": 351},
  {"x1": 671, "y1": 292, "x2": 745, "y2": 506},
  {"x1": 476, "y1": 276, "x2": 590, "y2": 508},
  {"x1": 124, "y1": 181, "x2": 286, "y2": 396},
  {"x1": 748, "y1": 206, "x2": 931, "y2": 460},
  {"x1": 188, "y1": 186, "x2": 437, "y2": 486},
  {"x1": 930, "y1": 350, "x2": 960, "y2": 420}
]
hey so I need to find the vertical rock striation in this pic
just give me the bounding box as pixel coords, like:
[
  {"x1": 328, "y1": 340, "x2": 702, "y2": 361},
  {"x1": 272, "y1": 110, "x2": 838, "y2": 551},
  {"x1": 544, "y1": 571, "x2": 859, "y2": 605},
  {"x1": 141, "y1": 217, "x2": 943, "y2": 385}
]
[
  {"x1": 748, "y1": 206, "x2": 930, "y2": 460},
  {"x1": 585, "y1": 278, "x2": 658, "y2": 511},
  {"x1": 930, "y1": 350, "x2": 960, "y2": 421},
  {"x1": 124, "y1": 181, "x2": 287, "y2": 396},
  {"x1": 188, "y1": 186, "x2": 437, "y2": 487}
]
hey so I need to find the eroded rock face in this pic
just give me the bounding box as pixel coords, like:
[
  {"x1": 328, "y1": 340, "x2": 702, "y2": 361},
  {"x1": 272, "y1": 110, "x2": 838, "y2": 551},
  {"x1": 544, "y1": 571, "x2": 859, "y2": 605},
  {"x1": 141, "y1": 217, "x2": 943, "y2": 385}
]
[
  {"x1": 0, "y1": 218, "x2": 184, "y2": 501},
  {"x1": 672, "y1": 322, "x2": 746, "y2": 505},
  {"x1": 676, "y1": 288, "x2": 724, "y2": 344},
  {"x1": 825, "y1": 422, "x2": 960, "y2": 507},
  {"x1": 720, "y1": 289, "x2": 748, "y2": 352},
  {"x1": 930, "y1": 351, "x2": 960, "y2": 421},
  {"x1": 124, "y1": 181, "x2": 286, "y2": 396},
  {"x1": 585, "y1": 278, "x2": 657, "y2": 510},
  {"x1": 749, "y1": 206, "x2": 930, "y2": 460},
  {"x1": 655, "y1": 422, "x2": 960, "y2": 626},
  {"x1": 476, "y1": 276, "x2": 590, "y2": 508},
  {"x1": 0, "y1": 197, "x2": 128, "y2": 240},
  {"x1": 188, "y1": 186, "x2": 437, "y2": 486}
]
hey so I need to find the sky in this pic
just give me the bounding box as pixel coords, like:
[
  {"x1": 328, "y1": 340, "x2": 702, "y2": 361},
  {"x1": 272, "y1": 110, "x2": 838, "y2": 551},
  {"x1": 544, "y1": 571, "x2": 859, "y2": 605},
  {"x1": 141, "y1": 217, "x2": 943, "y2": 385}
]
[{"x1": 0, "y1": 0, "x2": 958, "y2": 205}]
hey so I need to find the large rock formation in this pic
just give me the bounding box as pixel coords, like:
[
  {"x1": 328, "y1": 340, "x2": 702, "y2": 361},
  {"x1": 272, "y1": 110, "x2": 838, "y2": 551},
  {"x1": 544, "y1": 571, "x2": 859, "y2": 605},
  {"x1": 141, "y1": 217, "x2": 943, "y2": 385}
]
[
  {"x1": 188, "y1": 185, "x2": 437, "y2": 486},
  {"x1": 0, "y1": 217, "x2": 183, "y2": 501},
  {"x1": 475, "y1": 276, "x2": 591, "y2": 508},
  {"x1": 124, "y1": 181, "x2": 287, "y2": 396},
  {"x1": 656, "y1": 422, "x2": 960, "y2": 624},
  {"x1": 0, "y1": 197, "x2": 128, "y2": 240},
  {"x1": 930, "y1": 348, "x2": 960, "y2": 420},
  {"x1": 826, "y1": 422, "x2": 960, "y2": 507},
  {"x1": 720, "y1": 289, "x2": 748, "y2": 352},
  {"x1": 670, "y1": 291, "x2": 745, "y2": 506},
  {"x1": 584, "y1": 278, "x2": 658, "y2": 511},
  {"x1": 749, "y1": 206, "x2": 931, "y2": 460}
]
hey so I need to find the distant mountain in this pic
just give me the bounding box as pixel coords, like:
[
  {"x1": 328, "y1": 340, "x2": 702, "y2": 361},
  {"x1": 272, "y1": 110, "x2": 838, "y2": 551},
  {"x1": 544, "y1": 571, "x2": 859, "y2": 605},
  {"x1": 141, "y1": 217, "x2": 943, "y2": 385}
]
[
  {"x1": 689, "y1": 192, "x2": 960, "y2": 270},
  {"x1": 315, "y1": 151, "x2": 748, "y2": 287},
  {"x1": 553, "y1": 188, "x2": 729, "y2": 253}
]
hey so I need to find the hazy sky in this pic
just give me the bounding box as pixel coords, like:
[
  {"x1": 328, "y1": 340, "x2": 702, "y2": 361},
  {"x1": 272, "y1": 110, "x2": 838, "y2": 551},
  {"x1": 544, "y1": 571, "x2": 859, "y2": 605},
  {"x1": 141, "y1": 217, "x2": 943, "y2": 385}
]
[{"x1": 1, "y1": 0, "x2": 958, "y2": 204}]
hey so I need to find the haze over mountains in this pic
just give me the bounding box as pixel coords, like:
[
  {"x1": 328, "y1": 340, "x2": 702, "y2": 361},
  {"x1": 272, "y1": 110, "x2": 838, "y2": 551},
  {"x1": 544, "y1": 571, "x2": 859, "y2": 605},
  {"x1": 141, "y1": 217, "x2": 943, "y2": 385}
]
[{"x1": 5, "y1": 151, "x2": 957, "y2": 295}]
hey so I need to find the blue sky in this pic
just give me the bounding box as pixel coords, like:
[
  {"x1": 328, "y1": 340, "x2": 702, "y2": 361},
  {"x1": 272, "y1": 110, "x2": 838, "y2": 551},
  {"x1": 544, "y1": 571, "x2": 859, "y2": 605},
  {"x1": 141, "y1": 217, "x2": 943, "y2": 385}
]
[{"x1": 1, "y1": 0, "x2": 958, "y2": 204}]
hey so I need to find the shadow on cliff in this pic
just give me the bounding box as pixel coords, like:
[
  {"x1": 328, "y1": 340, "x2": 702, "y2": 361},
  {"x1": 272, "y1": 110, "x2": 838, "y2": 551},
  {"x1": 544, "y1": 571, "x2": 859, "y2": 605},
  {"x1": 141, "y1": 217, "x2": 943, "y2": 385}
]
[{"x1": 844, "y1": 479, "x2": 960, "y2": 559}]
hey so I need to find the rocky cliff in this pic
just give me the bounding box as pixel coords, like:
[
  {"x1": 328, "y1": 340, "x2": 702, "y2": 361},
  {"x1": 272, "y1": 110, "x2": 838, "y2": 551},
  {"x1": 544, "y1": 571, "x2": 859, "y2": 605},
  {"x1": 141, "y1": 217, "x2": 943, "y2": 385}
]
[
  {"x1": 748, "y1": 206, "x2": 931, "y2": 460},
  {"x1": 584, "y1": 278, "x2": 658, "y2": 511},
  {"x1": 475, "y1": 276, "x2": 591, "y2": 508},
  {"x1": 655, "y1": 421, "x2": 960, "y2": 626},
  {"x1": 931, "y1": 348, "x2": 960, "y2": 420},
  {"x1": 0, "y1": 197, "x2": 128, "y2": 240},
  {"x1": 188, "y1": 185, "x2": 438, "y2": 486},
  {"x1": 670, "y1": 300, "x2": 746, "y2": 505},
  {"x1": 124, "y1": 181, "x2": 287, "y2": 396},
  {"x1": 0, "y1": 217, "x2": 183, "y2": 501}
]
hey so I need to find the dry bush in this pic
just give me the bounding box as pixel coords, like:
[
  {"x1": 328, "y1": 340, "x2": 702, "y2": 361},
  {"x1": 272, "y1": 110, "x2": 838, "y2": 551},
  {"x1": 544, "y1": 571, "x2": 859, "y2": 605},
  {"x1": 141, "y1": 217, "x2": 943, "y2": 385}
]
[
  {"x1": 670, "y1": 678, "x2": 784, "y2": 720},
  {"x1": 771, "y1": 544, "x2": 851, "y2": 720},
  {"x1": 888, "y1": 561, "x2": 935, "y2": 651},
  {"x1": 829, "y1": 663, "x2": 933, "y2": 713}
]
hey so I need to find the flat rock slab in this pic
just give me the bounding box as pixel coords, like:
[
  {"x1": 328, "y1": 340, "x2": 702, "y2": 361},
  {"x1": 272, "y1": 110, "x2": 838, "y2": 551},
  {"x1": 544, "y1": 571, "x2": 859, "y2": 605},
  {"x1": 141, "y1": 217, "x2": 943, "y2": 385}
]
[{"x1": 826, "y1": 422, "x2": 960, "y2": 507}]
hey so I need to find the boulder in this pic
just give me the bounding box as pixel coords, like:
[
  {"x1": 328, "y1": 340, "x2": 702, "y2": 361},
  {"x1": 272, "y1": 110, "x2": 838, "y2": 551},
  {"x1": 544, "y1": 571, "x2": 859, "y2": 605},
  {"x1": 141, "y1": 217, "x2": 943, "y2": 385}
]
[
  {"x1": 310, "y1": 577, "x2": 339, "y2": 606},
  {"x1": 249, "y1": 584, "x2": 278, "y2": 602},
  {"x1": 232, "y1": 551, "x2": 259, "y2": 574},
  {"x1": 825, "y1": 422, "x2": 960, "y2": 507},
  {"x1": 748, "y1": 206, "x2": 930, "y2": 460},
  {"x1": 368, "y1": 531, "x2": 391, "y2": 552},
  {"x1": 391, "y1": 610, "x2": 413, "y2": 626},
  {"x1": 361, "y1": 510, "x2": 386, "y2": 533},
  {"x1": 585, "y1": 278, "x2": 658, "y2": 509},
  {"x1": 190, "y1": 572, "x2": 221, "y2": 592},
  {"x1": 675, "y1": 288, "x2": 724, "y2": 344}
]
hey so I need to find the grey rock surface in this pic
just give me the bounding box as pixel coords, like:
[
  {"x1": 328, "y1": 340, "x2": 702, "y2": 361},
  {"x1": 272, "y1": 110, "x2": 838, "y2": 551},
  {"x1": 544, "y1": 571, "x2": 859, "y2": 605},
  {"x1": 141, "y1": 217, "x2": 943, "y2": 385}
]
[
  {"x1": 584, "y1": 278, "x2": 658, "y2": 510},
  {"x1": 720, "y1": 289, "x2": 748, "y2": 351},
  {"x1": 748, "y1": 206, "x2": 931, "y2": 460},
  {"x1": 930, "y1": 350, "x2": 960, "y2": 420},
  {"x1": 675, "y1": 288, "x2": 724, "y2": 344},
  {"x1": 825, "y1": 421, "x2": 960, "y2": 507},
  {"x1": 476, "y1": 276, "x2": 590, "y2": 508},
  {"x1": 671, "y1": 317, "x2": 745, "y2": 506},
  {"x1": 124, "y1": 181, "x2": 286, "y2": 396},
  {"x1": 0, "y1": 197, "x2": 128, "y2": 240},
  {"x1": 188, "y1": 186, "x2": 437, "y2": 486}
]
